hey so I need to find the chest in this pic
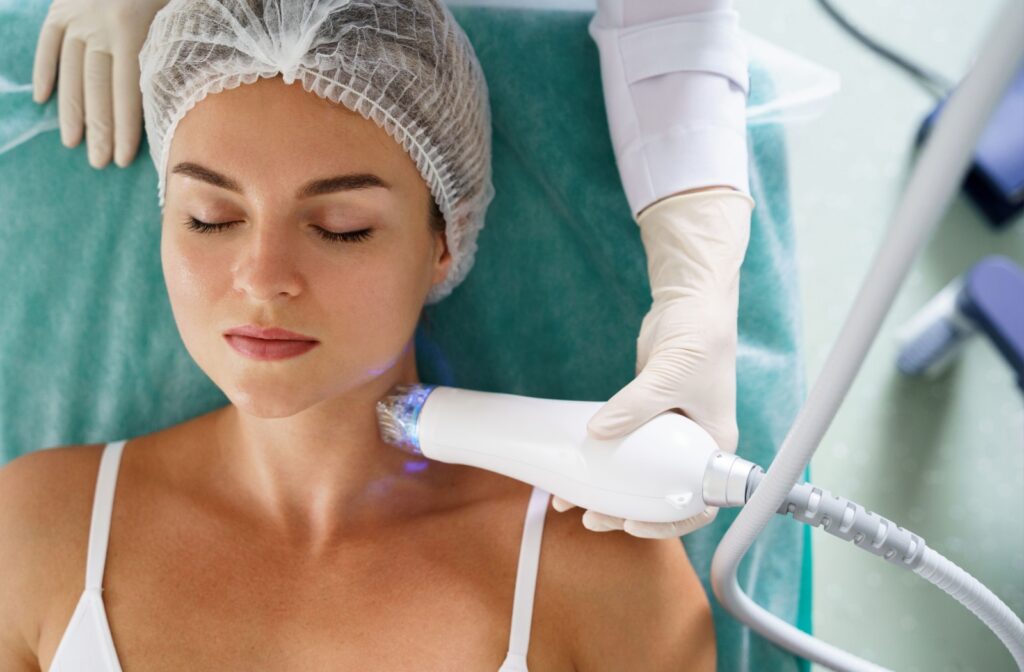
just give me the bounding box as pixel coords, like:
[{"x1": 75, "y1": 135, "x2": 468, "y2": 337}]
[{"x1": 36, "y1": 482, "x2": 574, "y2": 671}]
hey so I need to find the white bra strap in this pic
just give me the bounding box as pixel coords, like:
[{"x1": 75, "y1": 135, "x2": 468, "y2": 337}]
[
  {"x1": 85, "y1": 440, "x2": 127, "y2": 591},
  {"x1": 506, "y1": 486, "x2": 551, "y2": 658}
]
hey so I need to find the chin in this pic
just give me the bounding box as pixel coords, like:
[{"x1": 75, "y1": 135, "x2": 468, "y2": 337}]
[{"x1": 215, "y1": 373, "x2": 323, "y2": 419}]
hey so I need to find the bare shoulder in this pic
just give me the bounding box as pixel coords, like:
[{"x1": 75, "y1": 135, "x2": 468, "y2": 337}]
[
  {"x1": 542, "y1": 505, "x2": 716, "y2": 672},
  {"x1": 0, "y1": 444, "x2": 106, "y2": 672},
  {"x1": 0, "y1": 444, "x2": 106, "y2": 538}
]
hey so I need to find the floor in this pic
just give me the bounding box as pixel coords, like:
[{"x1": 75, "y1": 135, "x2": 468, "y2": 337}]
[{"x1": 733, "y1": 1, "x2": 1024, "y2": 670}]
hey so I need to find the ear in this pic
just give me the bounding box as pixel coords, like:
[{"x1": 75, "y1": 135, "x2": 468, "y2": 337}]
[{"x1": 431, "y1": 225, "x2": 453, "y2": 286}]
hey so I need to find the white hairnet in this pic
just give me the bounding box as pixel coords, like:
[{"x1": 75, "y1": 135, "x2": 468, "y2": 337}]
[{"x1": 139, "y1": 0, "x2": 495, "y2": 304}]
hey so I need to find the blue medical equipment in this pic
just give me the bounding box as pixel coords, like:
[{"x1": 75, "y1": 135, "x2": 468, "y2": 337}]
[
  {"x1": 916, "y1": 65, "x2": 1024, "y2": 228},
  {"x1": 897, "y1": 255, "x2": 1024, "y2": 393}
]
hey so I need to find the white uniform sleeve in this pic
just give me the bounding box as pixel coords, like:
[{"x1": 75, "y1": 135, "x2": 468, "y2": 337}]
[{"x1": 589, "y1": 0, "x2": 750, "y2": 219}]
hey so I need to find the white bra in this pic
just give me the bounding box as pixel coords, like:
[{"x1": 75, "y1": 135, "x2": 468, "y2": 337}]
[{"x1": 47, "y1": 439, "x2": 551, "y2": 671}]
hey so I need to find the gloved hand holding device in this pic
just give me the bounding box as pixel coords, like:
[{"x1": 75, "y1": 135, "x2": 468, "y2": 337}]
[
  {"x1": 32, "y1": 0, "x2": 170, "y2": 168},
  {"x1": 553, "y1": 0, "x2": 755, "y2": 539}
]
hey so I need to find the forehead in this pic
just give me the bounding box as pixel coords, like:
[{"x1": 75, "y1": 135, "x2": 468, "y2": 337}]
[{"x1": 168, "y1": 76, "x2": 418, "y2": 190}]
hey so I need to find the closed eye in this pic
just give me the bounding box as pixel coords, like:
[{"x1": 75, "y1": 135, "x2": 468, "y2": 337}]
[{"x1": 182, "y1": 217, "x2": 373, "y2": 243}]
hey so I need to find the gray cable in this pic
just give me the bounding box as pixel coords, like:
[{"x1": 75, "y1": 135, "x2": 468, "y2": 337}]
[
  {"x1": 746, "y1": 468, "x2": 926, "y2": 570},
  {"x1": 743, "y1": 467, "x2": 1024, "y2": 667}
]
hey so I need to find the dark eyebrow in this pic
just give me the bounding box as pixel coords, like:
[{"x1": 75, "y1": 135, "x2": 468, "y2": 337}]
[{"x1": 170, "y1": 162, "x2": 391, "y2": 199}]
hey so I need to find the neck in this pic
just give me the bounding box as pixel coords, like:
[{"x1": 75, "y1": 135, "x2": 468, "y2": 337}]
[{"x1": 198, "y1": 340, "x2": 470, "y2": 556}]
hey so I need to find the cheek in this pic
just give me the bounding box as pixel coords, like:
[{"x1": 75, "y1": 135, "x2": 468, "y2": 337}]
[
  {"x1": 163, "y1": 238, "x2": 207, "y2": 303},
  {"x1": 314, "y1": 241, "x2": 431, "y2": 372},
  {"x1": 319, "y1": 245, "x2": 424, "y2": 333},
  {"x1": 161, "y1": 229, "x2": 226, "y2": 346}
]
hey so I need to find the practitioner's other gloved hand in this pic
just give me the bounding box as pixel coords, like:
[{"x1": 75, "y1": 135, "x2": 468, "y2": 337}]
[
  {"x1": 553, "y1": 189, "x2": 753, "y2": 538},
  {"x1": 32, "y1": 0, "x2": 170, "y2": 168}
]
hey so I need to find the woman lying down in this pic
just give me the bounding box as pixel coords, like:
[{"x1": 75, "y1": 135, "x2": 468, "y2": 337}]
[{"x1": 0, "y1": 1, "x2": 715, "y2": 670}]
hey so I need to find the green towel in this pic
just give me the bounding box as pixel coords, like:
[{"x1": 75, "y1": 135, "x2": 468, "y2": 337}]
[{"x1": 0, "y1": 2, "x2": 811, "y2": 670}]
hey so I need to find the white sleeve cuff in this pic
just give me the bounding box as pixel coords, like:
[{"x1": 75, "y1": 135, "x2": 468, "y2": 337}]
[
  {"x1": 589, "y1": 5, "x2": 752, "y2": 219},
  {"x1": 614, "y1": 69, "x2": 750, "y2": 218}
]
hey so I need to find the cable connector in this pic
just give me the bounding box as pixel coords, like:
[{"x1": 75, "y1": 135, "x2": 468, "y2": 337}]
[
  {"x1": 746, "y1": 468, "x2": 928, "y2": 570},
  {"x1": 703, "y1": 452, "x2": 759, "y2": 508}
]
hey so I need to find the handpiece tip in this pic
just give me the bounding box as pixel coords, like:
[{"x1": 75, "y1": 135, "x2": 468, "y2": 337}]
[{"x1": 375, "y1": 383, "x2": 437, "y2": 456}]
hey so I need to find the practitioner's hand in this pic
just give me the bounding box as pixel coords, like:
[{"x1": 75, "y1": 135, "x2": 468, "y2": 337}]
[
  {"x1": 551, "y1": 189, "x2": 754, "y2": 539},
  {"x1": 32, "y1": 0, "x2": 170, "y2": 168},
  {"x1": 572, "y1": 0, "x2": 752, "y2": 538}
]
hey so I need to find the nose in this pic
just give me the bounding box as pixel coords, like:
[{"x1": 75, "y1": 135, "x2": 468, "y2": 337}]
[{"x1": 231, "y1": 223, "x2": 303, "y2": 301}]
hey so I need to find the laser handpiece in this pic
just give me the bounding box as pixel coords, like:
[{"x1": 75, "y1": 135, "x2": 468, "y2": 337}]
[{"x1": 376, "y1": 383, "x2": 756, "y2": 523}]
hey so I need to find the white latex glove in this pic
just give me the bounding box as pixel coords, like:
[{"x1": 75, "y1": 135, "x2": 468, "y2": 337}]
[
  {"x1": 551, "y1": 0, "x2": 753, "y2": 539},
  {"x1": 32, "y1": 0, "x2": 170, "y2": 168},
  {"x1": 553, "y1": 189, "x2": 754, "y2": 538}
]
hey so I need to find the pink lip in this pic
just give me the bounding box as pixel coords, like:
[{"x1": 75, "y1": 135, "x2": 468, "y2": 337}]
[
  {"x1": 225, "y1": 335, "x2": 319, "y2": 361},
  {"x1": 225, "y1": 324, "x2": 317, "y2": 340}
]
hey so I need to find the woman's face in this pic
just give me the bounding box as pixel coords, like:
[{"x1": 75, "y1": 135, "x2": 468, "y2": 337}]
[{"x1": 161, "y1": 76, "x2": 450, "y2": 417}]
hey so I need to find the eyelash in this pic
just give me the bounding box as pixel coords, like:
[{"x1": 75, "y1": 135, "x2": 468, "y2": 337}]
[{"x1": 182, "y1": 217, "x2": 373, "y2": 243}]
